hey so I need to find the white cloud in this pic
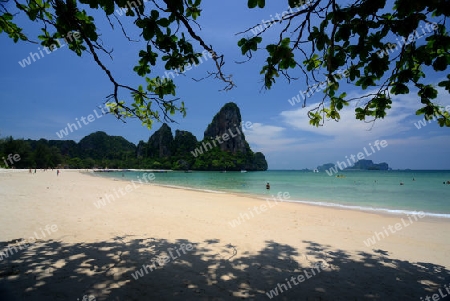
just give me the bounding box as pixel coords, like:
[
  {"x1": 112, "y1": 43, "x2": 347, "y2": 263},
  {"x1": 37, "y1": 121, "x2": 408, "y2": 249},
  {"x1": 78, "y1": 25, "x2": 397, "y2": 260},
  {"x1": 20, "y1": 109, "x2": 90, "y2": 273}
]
[
  {"x1": 386, "y1": 134, "x2": 450, "y2": 148},
  {"x1": 244, "y1": 123, "x2": 300, "y2": 153},
  {"x1": 281, "y1": 105, "x2": 410, "y2": 143},
  {"x1": 280, "y1": 86, "x2": 450, "y2": 144}
]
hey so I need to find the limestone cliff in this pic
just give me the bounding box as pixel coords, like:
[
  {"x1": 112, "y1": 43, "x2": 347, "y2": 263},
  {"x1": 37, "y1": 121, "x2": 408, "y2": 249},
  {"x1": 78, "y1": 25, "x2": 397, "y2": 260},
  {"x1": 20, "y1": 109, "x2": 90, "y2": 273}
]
[
  {"x1": 203, "y1": 102, "x2": 247, "y2": 154},
  {"x1": 140, "y1": 103, "x2": 268, "y2": 171},
  {"x1": 147, "y1": 123, "x2": 173, "y2": 158}
]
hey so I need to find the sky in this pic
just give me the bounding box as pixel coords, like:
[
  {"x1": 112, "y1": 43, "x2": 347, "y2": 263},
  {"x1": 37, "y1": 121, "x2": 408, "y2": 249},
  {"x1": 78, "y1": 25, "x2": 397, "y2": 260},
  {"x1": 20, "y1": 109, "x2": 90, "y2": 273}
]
[{"x1": 0, "y1": 0, "x2": 449, "y2": 170}]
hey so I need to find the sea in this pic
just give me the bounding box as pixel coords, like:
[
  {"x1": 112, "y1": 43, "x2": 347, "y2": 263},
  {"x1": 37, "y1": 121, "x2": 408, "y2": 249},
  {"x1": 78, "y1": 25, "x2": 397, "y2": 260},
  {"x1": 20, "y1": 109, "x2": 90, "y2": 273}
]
[{"x1": 92, "y1": 170, "x2": 450, "y2": 218}]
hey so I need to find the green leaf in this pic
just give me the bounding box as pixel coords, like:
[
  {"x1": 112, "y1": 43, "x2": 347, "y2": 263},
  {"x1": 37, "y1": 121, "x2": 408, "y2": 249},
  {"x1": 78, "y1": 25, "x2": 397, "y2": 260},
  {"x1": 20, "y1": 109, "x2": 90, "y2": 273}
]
[
  {"x1": 355, "y1": 108, "x2": 366, "y2": 120},
  {"x1": 157, "y1": 18, "x2": 171, "y2": 27},
  {"x1": 151, "y1": 10, "x2": 159, "y2": 19},
  {"x1": 289, "y1": 0, "x2": 303, "y2": 8},
  {"x1": 104, "y1": 1, "x2": 114, "y2": 15},
  {"x1": 391, "y1": 83, "x2": 409, "y2": 94},
  {"x1": 308, "y1": 111, "x2": 322, "y2": 126},
  {"x1": 303, "y1": 54, "x2": 321, "y2": 71},
  {"x1": 433, "y1": 56, "x2": 448, "y2": 71},
  {"x1": 248, "y1": 0, "x2": 257, "y2": 8},
  {"x1": 419, "y1": 85, "x2": 438, "y2": 99},
  {"x1": 437, "y1": 75, "x2": 450, "y2": 92}
]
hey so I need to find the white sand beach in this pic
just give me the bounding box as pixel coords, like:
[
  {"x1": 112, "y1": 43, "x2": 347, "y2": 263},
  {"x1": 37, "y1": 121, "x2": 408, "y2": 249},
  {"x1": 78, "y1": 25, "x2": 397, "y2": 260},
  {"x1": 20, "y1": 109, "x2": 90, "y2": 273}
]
[{"x1": 0, "y1": 170, "x2": 449, "y2": 300}]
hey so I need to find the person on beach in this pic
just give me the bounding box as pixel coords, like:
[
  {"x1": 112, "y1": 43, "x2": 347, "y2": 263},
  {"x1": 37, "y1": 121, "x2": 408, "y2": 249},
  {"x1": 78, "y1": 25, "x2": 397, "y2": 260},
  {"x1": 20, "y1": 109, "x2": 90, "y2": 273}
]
[
  {"x1": 266, "y1": 182, "x2": 270, "y2": 190},
  {"x1": 57, "y1": 170, "x2": 60, "y2": 176}
]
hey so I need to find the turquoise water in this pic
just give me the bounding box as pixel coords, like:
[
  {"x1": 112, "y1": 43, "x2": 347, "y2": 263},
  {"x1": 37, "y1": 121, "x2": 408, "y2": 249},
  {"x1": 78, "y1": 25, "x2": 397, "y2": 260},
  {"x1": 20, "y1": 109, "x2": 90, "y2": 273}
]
[{"x1": 93, "y1": 170, "x2": 450, "y2": 218}]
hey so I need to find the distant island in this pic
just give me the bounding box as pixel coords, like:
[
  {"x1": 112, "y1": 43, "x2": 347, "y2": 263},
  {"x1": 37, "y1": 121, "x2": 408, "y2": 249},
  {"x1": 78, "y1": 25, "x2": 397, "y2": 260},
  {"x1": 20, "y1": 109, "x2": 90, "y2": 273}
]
[
  {"x1": 0, "y1": 103, "x2": 268, "y2": 171},
  {"x1": 345, "y1": 159, "x2": 389, "y2": 170},
  {"x1": 317, "y1": 159, "x2": 390, "y2": 174}
]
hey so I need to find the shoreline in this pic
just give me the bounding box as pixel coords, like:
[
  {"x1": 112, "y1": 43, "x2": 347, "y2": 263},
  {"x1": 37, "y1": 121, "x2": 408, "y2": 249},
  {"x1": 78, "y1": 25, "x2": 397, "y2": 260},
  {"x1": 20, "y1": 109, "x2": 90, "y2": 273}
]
[
  {"x1": 86, "y1": 169, "x2": 450, "y2": 220},
  {"x1": 3, "y1": 168, "x2": 450, "y2": 220}
]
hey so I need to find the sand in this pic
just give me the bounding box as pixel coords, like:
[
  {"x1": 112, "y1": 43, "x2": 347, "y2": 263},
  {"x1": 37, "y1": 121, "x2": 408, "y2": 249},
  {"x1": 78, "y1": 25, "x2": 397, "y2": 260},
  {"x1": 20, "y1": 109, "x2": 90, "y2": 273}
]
[{"x1": 0, "y1": 169, "x2": 449, "y2": 301}]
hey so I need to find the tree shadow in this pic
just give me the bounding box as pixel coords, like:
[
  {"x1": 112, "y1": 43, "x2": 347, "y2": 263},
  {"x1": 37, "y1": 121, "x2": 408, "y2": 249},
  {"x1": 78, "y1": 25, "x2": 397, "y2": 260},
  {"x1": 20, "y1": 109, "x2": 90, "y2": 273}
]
[{"x1": 0, "y1": 237, "x2": 449, "y2": 300}]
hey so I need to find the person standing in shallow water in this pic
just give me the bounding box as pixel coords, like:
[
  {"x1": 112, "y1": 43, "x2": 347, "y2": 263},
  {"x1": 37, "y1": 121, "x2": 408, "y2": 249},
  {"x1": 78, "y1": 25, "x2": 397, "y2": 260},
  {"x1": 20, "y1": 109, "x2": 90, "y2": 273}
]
[{"x1": 266, "y1": 182, "x2": 270, "y2": 190}]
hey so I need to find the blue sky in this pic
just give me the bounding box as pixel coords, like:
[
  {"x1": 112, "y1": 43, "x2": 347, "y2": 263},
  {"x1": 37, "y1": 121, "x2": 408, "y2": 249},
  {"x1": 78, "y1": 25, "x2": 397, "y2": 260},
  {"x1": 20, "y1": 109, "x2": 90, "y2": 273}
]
[{"x1": 0, "y1": 0, "x2": 449, "y2": 170}]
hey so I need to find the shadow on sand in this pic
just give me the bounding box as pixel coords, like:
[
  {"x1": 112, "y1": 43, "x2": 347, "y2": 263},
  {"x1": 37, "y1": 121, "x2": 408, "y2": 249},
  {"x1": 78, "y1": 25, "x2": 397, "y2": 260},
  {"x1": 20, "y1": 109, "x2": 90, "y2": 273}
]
[{"x1": 0, "y1": 237, "x2": 449, "y2": 300}]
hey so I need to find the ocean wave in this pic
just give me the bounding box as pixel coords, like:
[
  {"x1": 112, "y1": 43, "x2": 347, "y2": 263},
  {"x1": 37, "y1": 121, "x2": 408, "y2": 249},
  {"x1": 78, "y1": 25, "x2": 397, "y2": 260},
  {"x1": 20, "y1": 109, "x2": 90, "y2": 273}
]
[{"x1": 280, "y1": 198, "x2": 450, "y2": 219}]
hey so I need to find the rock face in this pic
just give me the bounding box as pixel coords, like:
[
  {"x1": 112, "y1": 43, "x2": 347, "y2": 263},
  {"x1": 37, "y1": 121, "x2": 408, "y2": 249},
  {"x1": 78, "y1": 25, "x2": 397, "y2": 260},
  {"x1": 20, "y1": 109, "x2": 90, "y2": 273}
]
[
  {"x1": 147, "y1": 123, "x2": 173, "y2": 158},
  {"x1": 203, "y1": 102, "x2": 247, "y2": 154},
  {"x1": 140, "y1": 103, "x2": 268, "y2": 171},
  {"x1": 136, "y1": 140, "x2": 147, "y2": 158}
]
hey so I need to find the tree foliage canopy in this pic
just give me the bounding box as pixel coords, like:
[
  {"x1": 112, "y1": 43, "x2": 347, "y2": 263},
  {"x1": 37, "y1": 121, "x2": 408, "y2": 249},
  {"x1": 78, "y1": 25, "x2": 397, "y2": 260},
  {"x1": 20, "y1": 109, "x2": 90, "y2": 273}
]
[{"x1": 1, "y1": 0, "x2": 449, "y2": 127}]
